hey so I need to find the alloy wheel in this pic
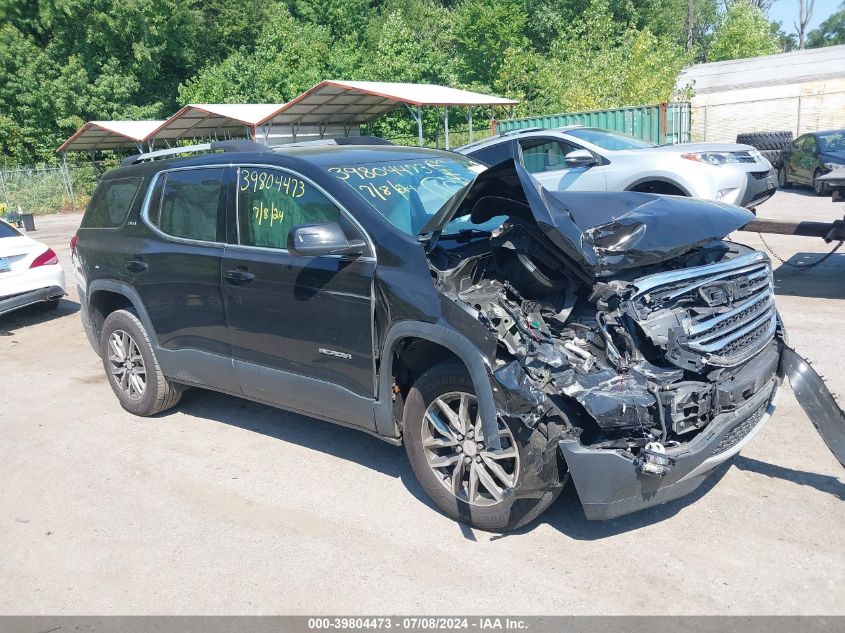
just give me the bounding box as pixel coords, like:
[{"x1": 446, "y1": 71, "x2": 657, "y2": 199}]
[
  {"x1": 421, "y1": 392, "x2": 520, "y2": 506},
  {"x1": 777, "y1": 166, "x2": 786, "y2": 188},
  {"x1": 813, "y1": 172, "x2": 824, "y2": 195},
  {"x1": 107, "y1": 329, "x2": 147, "y2": 400}
]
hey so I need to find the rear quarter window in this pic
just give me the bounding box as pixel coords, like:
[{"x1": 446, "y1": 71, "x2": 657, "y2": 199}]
[
  {"x1": 0, "y1": 220, "x2": 22, "y2": 238},
  {"x1": 81, "y1": 177, "x2": 144, "y2": 228}
]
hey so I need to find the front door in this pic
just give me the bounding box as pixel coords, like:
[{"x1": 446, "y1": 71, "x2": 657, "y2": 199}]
[{"x1": 222, "y1": 165, "x2": 377, "y2": 429}]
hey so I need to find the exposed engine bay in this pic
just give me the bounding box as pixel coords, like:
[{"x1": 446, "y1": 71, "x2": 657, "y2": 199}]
[{"x1": 428, "y1": 218, "x2": 782, "y2": 476}]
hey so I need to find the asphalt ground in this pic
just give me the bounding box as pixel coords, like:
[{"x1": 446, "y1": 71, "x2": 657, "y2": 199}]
[{"x1": 1, "y1": 187, "x2": 843, "y2": 614}]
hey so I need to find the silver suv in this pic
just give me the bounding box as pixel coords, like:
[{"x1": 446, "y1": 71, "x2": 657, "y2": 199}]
[{"x1": 457, "y1": 126, "x2": 777, "y2": 209}]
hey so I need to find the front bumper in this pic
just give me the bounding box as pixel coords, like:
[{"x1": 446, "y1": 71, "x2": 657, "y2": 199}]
[
  {"x1": 0, "y1": 285, "x2": 66, "y2": 317},
  {"x1": 559, "y1": 376, "x2": 781, "y2": 520},
  {"x1": 736, "y1": 168, "x2": 777, "y2": 208}
]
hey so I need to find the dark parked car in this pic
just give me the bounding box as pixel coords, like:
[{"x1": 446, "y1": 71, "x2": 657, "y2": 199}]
[
  {"x1": 779, "y1": 129, "x2": 845, "y2": 195},
  {"x1": 72, "y1": 140, "x2": 842, "y2": 531}
]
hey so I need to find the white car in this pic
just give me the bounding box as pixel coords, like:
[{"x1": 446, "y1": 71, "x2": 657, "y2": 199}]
[
  {"x1": 0, "y1": 218, "x2": 66, "y2": 316},
  {"x1": 457, "y1": 126, "x2": 778, "y2": 208}
]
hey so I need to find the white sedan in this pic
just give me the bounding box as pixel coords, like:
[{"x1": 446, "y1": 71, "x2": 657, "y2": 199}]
[
  {"x1": 457, "y1": 126, "x2": 778, "y2": 209},
  {"x1": 0, "y1": 218, "x2": 66, "y2": 316}
]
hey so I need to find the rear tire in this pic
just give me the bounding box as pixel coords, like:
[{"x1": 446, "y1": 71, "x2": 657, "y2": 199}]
[
  {"x1": 100, "y1": 309, "x2": 182, "y2": 416},
  {"x1": 403, "y1": 359, "x2": 564, "y2": 532},
  {"x1": 813, "y1": 169, "x2": 826, "y2": 196},
  {"x1": 777, "y1": 165, "x2": 792, "y2": 189}
]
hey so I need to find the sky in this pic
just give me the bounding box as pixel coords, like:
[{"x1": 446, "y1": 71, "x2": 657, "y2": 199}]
[{"x1": 767, "y1": 0, "x2": 842, "y2": 36}]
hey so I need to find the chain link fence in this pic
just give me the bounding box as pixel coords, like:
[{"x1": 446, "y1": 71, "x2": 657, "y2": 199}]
[{"x1": 0, "y1": 161, "x2": 117, "y2": 217}]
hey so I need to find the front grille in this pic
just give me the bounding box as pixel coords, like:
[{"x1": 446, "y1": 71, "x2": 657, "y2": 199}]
[
  {"x1": 751, "y1": 170, "x2": 770, "y2": 180},
  {"x1": 711, "y1": 399, "x2": 769, "y2": 456},
  {"x1": 630, "y1": 252, "x2": 777, "y2": 368},
  {"x1": 732, "y1": 151, "x2": 758, "y2": 163}
]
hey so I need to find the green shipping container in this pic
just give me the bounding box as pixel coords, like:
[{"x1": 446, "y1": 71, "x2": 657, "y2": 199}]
[{"x1": 494, "y1": 102, "x2": 691, "y2": 144}]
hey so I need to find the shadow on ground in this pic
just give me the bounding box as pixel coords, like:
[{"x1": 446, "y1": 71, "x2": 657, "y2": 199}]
[
  {"x1": 168, "y1": 387, "x2": 822, "y2": 541},
  {"x1": 0, "y1": 299, "x2": 80, "y2": 336},
  {"x1": 772, "y1": 252, "x2": 845, "y2": 300}
]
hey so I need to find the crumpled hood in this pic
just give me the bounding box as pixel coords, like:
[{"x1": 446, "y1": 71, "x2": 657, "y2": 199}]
[{"x1": 438, "y1": 158, "x2": 754, "y2": 278}]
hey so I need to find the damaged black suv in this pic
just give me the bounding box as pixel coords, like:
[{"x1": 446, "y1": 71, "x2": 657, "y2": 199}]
[{"x1": 74, "y1": 140, "x2": 842, "y2": 531}]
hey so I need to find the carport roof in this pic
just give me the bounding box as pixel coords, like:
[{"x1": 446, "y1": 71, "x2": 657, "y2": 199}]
[
  {"x1": 56, "y1": 120, "x2": 166, "y2": 152},
  {"x1": 261, "y1": 80, "x2": 518, "y2": 127},
  {"x1": 150, "y1": 103, "x2": 287, "y2": 141}
]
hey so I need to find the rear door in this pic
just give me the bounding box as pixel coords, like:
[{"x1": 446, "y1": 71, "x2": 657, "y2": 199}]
[
  {"x1": 222, "y1": 165, "x2": 377, "y2": 429},
  {"x1": 517, "y1": 137, "x2": 607, "y2": 191},
  {"x1": 131, "y1": 166, "x2": 235, "y2": 388}
]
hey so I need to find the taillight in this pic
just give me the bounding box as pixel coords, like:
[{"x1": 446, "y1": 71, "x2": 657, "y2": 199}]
[
  {"x1": 70, "y1": 234, "x2": 78, "y2": 255},
  {"x1": 30, "y1": 248, "x2": 59, "y2": 268}
]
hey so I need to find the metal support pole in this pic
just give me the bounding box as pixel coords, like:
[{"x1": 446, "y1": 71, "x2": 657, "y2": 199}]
[
  {"x1": 444, "y1": 107, "x2": 449, "y2": 150},
  {"x1": 0, "y1": 168, "x2": 11, "y2": 213},
  {"x1": 417, "y1": 106, "x2": 423, "y2": 146},
  {"x1": 467, "y1": 109, "x2": 473, "y2": 143},
  {"x1": 62, "y1": 152, "x2": 75, "y2": 211}
]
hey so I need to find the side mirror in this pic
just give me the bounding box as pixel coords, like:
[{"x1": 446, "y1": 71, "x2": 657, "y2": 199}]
[
  {"x1": 564, "y1": 149, "x2": 598, "y2": 168},
  {"x1": 287, "y1": 222, "x2": 365, "y2": 257}
]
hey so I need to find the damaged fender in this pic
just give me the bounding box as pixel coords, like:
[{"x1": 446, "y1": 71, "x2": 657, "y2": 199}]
[{"x1": 782, "y1": 345, "x2": 845, "y2": 468}]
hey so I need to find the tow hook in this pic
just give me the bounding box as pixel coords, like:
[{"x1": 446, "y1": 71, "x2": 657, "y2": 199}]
[{"x1": 635, "y1": 442, "x2": 675, "y2": 477}]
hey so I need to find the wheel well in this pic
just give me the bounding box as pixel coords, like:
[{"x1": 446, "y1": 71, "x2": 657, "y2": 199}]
[
  {"x1": 391, "y1": 337, "x2": 463, "y2": 400},
  {"x1": 89, "y1": 290, "x2": 134, "y2": 339},
  {"x1": 629, "y1": 180, "x2": 687, "y2": 196}
]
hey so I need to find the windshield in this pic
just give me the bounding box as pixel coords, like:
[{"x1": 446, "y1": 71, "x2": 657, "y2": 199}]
[
  {"x1": 566, "y1": 128, "x2": 655, "y2": 151},
  {"x1": 817, "y1": 132, "x2": 845, "y2": 152},
  {"x1": 327, "y1": 156, "x2": 486, "y2": 236}
]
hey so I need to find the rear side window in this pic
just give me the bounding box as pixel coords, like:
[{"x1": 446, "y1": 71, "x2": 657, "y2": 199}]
[
  {"x1": 150, "y1": 168, "x2": 226, "y2": 242},
  {"x1": 467, "y1": 141, "x2": 515, "y2": 166},
  {"x1": 81, "y1": 178, "x2": 143, "y2": 228},
  {"x1": 237, "y1": 166, "x2": 352, "y2": 250}
]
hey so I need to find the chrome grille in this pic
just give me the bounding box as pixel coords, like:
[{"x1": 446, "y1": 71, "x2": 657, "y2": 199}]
[{"x1": 630, "y1": 252, "x2": 777, "y2": 368}]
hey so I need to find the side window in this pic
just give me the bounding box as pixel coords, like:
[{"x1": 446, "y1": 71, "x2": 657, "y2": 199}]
[
  {"x1": 81, "y1": 178, "x2": 143, "y2": 228},
  {"x1": 468, "y1": 142, "x2": 515, "y2": 166},
  {"x1": 151, "y1": 168, "x2": 225, "y2": 242},
  {"x1": 804, "y1": 136, "x2": 818, "y2": 152},
  {"x1": 518, "y1": 139, "x2": 578, "y2": 174},
  {"x1": 237, "y1": 167, "x2": 356, "y2": 250}
]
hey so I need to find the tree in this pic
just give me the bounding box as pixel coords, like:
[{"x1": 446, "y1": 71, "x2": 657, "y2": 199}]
[
  {"x1": 452, "y1": 0, "x2": 529, "y2": 85},
  {"x1": 807, "y1": 1, "x2": 845, "y2": 47},
  {"x1": 796, "y1": 0, "x2": 816, "y2": 48},
  {"x1": 709, "y1": 0, "x2": 779, "y2": 61}
]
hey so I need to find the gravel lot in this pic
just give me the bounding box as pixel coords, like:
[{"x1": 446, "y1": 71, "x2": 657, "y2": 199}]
[{"x1": 1, "y1": 188, "x2": 843, "y2": 615}]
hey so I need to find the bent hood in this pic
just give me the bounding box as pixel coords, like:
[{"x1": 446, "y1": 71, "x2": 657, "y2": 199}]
[{"x1": 428, "y1": 159, "x2": 754, "y2": 278}]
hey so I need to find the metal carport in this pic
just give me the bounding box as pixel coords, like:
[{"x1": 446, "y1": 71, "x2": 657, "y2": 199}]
[
  {"x1": 56, "y1": 120, "x2": 166, "y2": 153},
  {"x1": 256, "y1": 80, "x2": 518, "y2": 149},
  {"x1": 148, "y1": 104, "x2": 286, "y2": 145}
]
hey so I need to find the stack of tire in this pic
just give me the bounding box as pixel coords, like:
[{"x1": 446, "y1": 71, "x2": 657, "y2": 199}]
[{"x1": 735, "y1": 131, "x2": 793, "y2": 169}]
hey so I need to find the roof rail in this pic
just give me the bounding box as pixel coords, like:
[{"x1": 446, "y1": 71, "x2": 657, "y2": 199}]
[
  {"x1": 121, "y1": 140, "x2": 271, "y2": 167},
  {"x1": 269, "y1": 136, "x2": 395, "y2": 149}
]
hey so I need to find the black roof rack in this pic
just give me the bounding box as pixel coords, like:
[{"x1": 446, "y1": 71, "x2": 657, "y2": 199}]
[{"x1": 121, "y1": 140, "x2": 271, "y2": 167}]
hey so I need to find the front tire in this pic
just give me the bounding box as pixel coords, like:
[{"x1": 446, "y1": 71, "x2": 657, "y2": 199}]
[
  {"x1": 100, "y1": 309, "x2": 182, "y2": 416},
  {"x1": 403, "y1": 360, "x2": 563, "y2": 531}
]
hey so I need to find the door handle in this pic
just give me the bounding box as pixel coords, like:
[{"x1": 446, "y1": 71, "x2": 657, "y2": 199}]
[
  {"x1": 125, "y1": 258, "x2": 148, "y2": 272},
  {"x1": 225, "y1": 269, "x2": 255, "y2": 285}
]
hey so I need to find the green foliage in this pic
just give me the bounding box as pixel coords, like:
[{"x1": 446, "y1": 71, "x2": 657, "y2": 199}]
[
  {"x1": 0, "y1": 0, "x2": 803, "y2": 166},
  {"x1": 807, "y1": 1, "x2": 845, "y2": 47},
  {"x1": 709, "y1": 0, "x2": 780, "y2": 61}
]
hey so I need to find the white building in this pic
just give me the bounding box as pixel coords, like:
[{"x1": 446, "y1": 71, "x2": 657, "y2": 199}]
[{"x1": 677, "y1": 44, "x2": 845, "y2": 143}]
